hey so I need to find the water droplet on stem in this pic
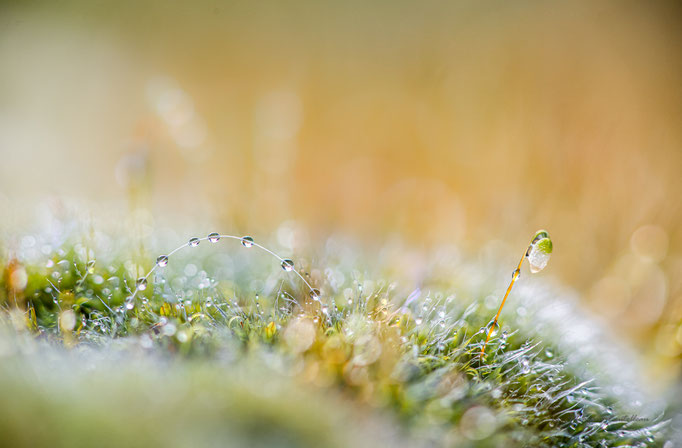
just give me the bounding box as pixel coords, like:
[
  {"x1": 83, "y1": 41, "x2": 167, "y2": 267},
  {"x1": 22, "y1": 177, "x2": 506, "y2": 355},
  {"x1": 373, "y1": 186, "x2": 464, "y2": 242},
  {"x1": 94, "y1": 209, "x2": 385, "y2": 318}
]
[
  {"x1": 281, "y1": 259, "x2": 294, "y2": 271},
  {"x1": 486, "y1": 320, "x2": 500, "y2": 337},
  {"x1": 241, "y1": 236, "x2": 254, "y2": 248},
  {"x1": 526, "y1": 232, "x2": 552, "y2": 273},
  {"x1": 136, "y1": 277, "x2": 148, "y2": 290}
]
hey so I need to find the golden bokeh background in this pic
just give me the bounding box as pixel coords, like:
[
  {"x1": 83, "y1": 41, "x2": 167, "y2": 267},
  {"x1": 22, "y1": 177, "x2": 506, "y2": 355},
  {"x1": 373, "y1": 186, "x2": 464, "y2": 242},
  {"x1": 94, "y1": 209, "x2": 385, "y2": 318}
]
[{"x1": 1, "y1": 1, "x2": 681, "y2": 381}]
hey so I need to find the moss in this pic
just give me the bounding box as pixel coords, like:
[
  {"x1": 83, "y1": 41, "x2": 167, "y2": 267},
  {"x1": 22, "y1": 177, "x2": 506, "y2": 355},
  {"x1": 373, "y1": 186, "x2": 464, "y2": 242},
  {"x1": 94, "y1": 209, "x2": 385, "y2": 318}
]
[{"x1": 0, "y1": 238, "x2": 670, "y2": 447}]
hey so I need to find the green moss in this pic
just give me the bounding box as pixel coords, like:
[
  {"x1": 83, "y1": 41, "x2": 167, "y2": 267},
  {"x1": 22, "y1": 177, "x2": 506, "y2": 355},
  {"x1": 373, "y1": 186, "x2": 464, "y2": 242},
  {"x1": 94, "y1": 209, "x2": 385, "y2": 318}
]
[{"x1": 0, "y1": 239, "x2": 669, "y2": 447}]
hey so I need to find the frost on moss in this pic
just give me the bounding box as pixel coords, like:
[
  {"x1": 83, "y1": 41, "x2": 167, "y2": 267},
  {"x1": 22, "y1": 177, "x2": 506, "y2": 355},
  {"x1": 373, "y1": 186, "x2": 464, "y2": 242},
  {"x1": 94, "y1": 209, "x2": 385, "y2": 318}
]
[{"x1": 0, "y1": 233, "x2": 672, "y2": 447}]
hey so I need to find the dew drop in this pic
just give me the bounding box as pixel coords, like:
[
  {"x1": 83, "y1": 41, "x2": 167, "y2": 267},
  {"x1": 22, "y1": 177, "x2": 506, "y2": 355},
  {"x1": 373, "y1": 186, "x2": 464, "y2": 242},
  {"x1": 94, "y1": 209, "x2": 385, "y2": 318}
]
[
  {"x1": 125, "y1": 301, "x2": 134, "y2": 310},
  {"x1": 241, "y1": 236, "x2": 254, "y2": 248},
  {"x1": 136, "y1": 277, "x2": 148, "y2": 290},
  {"x1": 527, "y1": 246, "x2": 550, "y2": 273},
  {"x1": 281, "y1": 259, "x2": 294, "y2": 271},
  {"x1": 415, "y1": 317, "x2": 423, "y2": 325},
  {"x1": 526, "y1": 232, "x2": 552, "y2": 273},
  {"x1": 208, "y1": 232, "x2": 220, "y2": 243},
  {"x1": 156, "y1": 255, "x2": 169, "y2": 267},
  {"x1": 520, "y1": 357, "x2": 530, "y2": 374},
  {"x1": 486, "y1": 320, "x2": 500, "y2": 337},
  {"x1": 544, "y1": 349, "x2": 554, "y2": 359},
  {"x1": 188, "y1": 237, "x2": 200, "y2": 247},
  {"x1": 309, "y1": 289, "x2": 321, "y2": 301}
]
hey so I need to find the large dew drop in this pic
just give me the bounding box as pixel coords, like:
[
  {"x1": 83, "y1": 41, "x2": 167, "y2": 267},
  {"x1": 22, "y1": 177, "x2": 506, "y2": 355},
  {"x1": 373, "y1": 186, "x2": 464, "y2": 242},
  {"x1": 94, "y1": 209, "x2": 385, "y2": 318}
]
[
  {"x1": 526, "y1": 230, "x2": 552, "y2": 273},
  {"x1": 486, "y1": 320, "x2": 500, "y2": 337},
  {"x1": 136, "y1": 277, "x2": 148, "y2": 291},
  {"x1": 188, "y1": 237, "x2": 200, "y2": 247},
  {"x1": 281, "y1": 259, "x2": 294, "y2": 271},
  {"x1": 241, "y1": 236, "x2": 254, "y2": 248},
  {"x1": 156, "y1": 255, "x2": 169, "y2": 267},
  {"x1": 208, "y1": 232, "x2": 220, "y2": 243}
]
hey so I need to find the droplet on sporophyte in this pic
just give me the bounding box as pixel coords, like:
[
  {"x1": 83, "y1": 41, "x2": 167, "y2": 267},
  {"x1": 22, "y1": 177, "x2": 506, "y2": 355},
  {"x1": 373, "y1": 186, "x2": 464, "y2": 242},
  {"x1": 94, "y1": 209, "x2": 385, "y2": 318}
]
[
  {"x1": 136, "y1": 277, "x2": 148, "y2": 290},
  {"x1": 156, "y1": 255, "x2": 169, "y2": 267},
  {"x1": 241, "y1": 236, "x2": 254, "y2": 248},
  {"x1": 309, "y1": 288, "x2": 321, "y2": 301},
  {"x1": 486, "y1": 320, "x2": 500, "y2": 337},
  {"x1": 208, "y1": 232, "x2": 220, "y2": 243},
  {"x1": 188, "y1": 237, "x2": 200, "y2": 247},
  {"x1": 526, "y1": 230, "x2": 552, "y2": 273},
  {"x1": 281, "y1": 259, "x2": 294, "y2": 271}
]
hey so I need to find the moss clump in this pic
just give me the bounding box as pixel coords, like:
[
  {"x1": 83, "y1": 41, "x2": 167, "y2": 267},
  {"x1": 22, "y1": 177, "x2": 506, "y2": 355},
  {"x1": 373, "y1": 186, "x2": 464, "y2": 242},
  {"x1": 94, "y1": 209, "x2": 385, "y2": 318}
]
[{"x1": 0, "y1": 237, "x2": 670, "y2": 447}]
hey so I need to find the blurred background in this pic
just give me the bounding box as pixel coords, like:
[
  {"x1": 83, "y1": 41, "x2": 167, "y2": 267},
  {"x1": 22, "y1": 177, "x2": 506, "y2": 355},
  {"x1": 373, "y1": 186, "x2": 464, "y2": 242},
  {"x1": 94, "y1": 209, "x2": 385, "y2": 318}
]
[{"x1": 1, "y1": 1, "x2": 681, "y2": 384}]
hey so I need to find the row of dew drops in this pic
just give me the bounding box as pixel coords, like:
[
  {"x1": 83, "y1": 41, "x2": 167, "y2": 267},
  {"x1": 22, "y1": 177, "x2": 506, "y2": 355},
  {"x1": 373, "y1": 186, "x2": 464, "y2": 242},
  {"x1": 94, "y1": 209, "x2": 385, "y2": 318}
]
[{"x1": 127, "y1": 233, "x2": 321, "y2": 310}]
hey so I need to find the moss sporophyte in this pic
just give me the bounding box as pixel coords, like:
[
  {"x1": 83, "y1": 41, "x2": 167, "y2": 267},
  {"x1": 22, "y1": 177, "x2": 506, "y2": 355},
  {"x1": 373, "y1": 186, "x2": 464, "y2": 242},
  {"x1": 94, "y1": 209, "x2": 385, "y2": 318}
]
[{"x1": 481, "y1": 230, "x2": 552, "y2": 358}]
